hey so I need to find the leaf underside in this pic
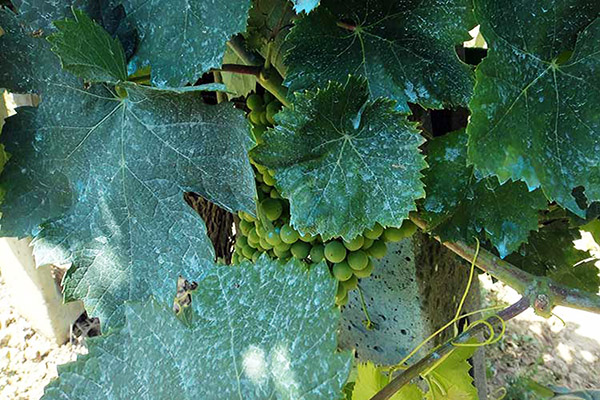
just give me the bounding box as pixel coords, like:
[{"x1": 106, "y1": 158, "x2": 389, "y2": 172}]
[
  {"x1": 284, "y1": 0, "x2": 475, "y2": 113},
  {"x1": 251, "y1": 76, "x2": 426, "y2": 240},
  {"x1": 467, "y1": 0, "x2": 600, "y2": 217},
  {"x1": 43, "y1": 258, "x2": 352, "y2": 400}
]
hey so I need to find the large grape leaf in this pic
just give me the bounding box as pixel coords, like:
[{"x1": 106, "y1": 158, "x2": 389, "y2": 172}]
[
  {"x1": 43, "y1": 257, "x2": 352, "y2": 400},
  {"x1": 0, "y1": 10, "x2": 257, "y2": 327},
  {"x1": 467, "y1": 1, "x2": 600, "y2": 217},
  {"x1": 11, "y1": 0, "x2": 99, "y2": 31},
  {"x1": 422, "y1": 130, "x2": 547, "y2": 258},
  {"x1": 284, "y1": 0, "x2": 475, "y2": 113},
  {"x1": 251, "y1": 76, "x2": 426, "y2": 240},
  {"x1": 506, "y1": 220, "x2": 600, "y2": 294},
  {"x1": 119, "y1": 0, "x2": 251, "y2": 87}
]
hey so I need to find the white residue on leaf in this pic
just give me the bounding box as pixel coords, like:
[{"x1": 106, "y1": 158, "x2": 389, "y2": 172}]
[{"x1": 242, "y1": 345, "x2": 267, "y2": 384}]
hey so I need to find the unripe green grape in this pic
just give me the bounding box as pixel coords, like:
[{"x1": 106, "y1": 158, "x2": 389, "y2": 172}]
[
  {"x1": 231, "y1": 252, "x2": 239, "y2": 264},
  {"x1": 249, "y1": 110, "x2": 262, "y2": 125},
  {"x1": 361, "y1": 238, "x2": 374, "y2": 250},
  {"x1": 242, "y1": 245, "x2": 254, "y2": 259},
  {"x1": 255, "y1": 223, "x2": 267, "y2": 238},
  {"x1": 258, "y1": 183, "x2": 271, "y2": 194},
  {"x1": 274, "y1": 242, "x2": 291, "y2": 252},
  {"x1": 239, "y1": 219, "x2": 252, "y2": 236},
  {"x1": 259, "y1": 111, "x2": 268, "y2": 125},
  {"x1": 298, "y1": 232, "x2": 315, "y2": 243},
  {"x1": 263, "y1": 172, "x2": 276, "y2": 186},
  {"x1": 260, "y1": 198, "x2": 282, "y2": 221},
  {"x1": 343, "y1": 235, "x2": 364, "y2": 251},
  {"x1": 332, "y1": 261, "x2": 353, "y2": 281},
  {"x1": 248, "y1": 228, "x2": 259, "y2": 244},
  {"x1": 246, "y1": 94, "x2": 263, "y2": 111},
  {"x1": 273, "y1": 246, "x2": 291, "y2": 259},
  {"x1": 342, "y1": 274, "x2": 358, "y2": 291},
  {"x1": 247, "y1": 235, "x2": 260, "y2": 249},
  {"x1": 254, "y1": 163, "x2": 268, "y2": 174},
  {"x1": 255, "y1": 172, "x2": 264, "y2": 183},
  {"x1": 367, "y1": 239, "x2": 387, "y2": 259},
  {"x1": 336, "y1": 282, "x2": 347, "y2": 299},
  {"x1": 310, "y1": 244, "x2": 325, "y2": 263},
  {"x1": 347, "y1": 250, "x2": 369, "y2": 271},
  {"x1": 266, "y1": 229, "x2": 282, "y2": 246},
  {"x1": 266, "y1": 102, "x2": 280, "y2": 124},
  {"x1": 236, "y1": 235, "x2": 248, "y2": 248},
  {"x1": 280, "y1": 224, "x2": 300, "y2": 244},
  {"x1": 364, "y1": 223, "x2": 384, "y2": 239},
  {"x1": 238, "y1": 211, "x2": 256, "y2": 222},
  {"x1": 325, "y1": 241, "x2": 347, "y2": 263},
  {"x1": 251, "y1": 126, "x2": 266, "y2": 143},
  {"x1": 291, "y1": 241, "x2": 311, "y2": 259},
  {"x1": 382, "y1": 221, "x2": 416, "y2": 242},
  {"x1": 270, "y1": 189, "x2": 281, "y2": 199},
  {"x1": 354, "y1": 258, "x2": 374, "y2": 278},
  {"x1": 335, "y1": 293, "x2": 348, "y2": 306},
  {"x1": 260, "y1": 237, "x2": 273, "y2": 250},
  {"x1": 251, "y1": 251, "x2": 261, "y2": 263}
]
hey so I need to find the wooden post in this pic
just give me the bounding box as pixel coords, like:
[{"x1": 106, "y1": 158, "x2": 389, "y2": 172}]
[{"x1": 0, "y1": 237, "x2": 84, "y2": 344}]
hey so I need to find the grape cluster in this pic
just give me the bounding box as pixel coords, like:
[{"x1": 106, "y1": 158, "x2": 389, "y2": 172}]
[{"x1": 232, "y1": 91, "x2": 418, "y2": 306}]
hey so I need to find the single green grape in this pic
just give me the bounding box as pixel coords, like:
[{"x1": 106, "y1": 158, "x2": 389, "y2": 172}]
[
  {"x1": 254, "y1": 162, "x2": 268, "y2": 174},
  {"x1": 343, "y1": 235, "x2": 364, "y2": 251},
  {"x1": 270, "y1": 189, "x2": 281, "y2": 199},
  {"x1": 236, "y1": 235, "x2": 248, "y2": 248},
  {"x1": 361, "y1": 237, "x2": 374, "y2": 250},
  {"x1": 332, "y1": 261, "x2": 353, "y2": 281},
  {"x1": 291, "y1": 241, "x2": 311, "y2": 259},
  {"x1": 255, "y1": 223, "x2": 267, "y2": 238},
  {"x1": 239, "y1": 219, "x2": 252, "y2": 236},
  {"x1": 383, "y1": 221, "x2": 417, "y2": 242},
  {"x1": 261, "y1": 198, "x2": 282, "y2": 221},
  {"x1": 325, "y1": 241, "x2": 347, "y2": 263},
  {"x1": 248, "y1": 227, "x2": 259, "y2": 244},
  {"x1": 263, "y1": 173, "x2": 276, "y2": 186},
  {"x1": 347, "y1": 250, "x2": 369, "y2": 271},
  {"x1": 364, "y1": 223, "x2": 384, "y2": 240},
  {"x1": 249, "y1": 110, "x2": 262, "y2": 125},
  {"x1": 342, "y1": 274, "x2": 358, "y2": 291},
  {"x1": 255, "y1": 172, "x2": 264, "y2": 183},
  {"x1": 247, "y1": 235, "x2": 260, "y2": 249},
  {"x1": 260, "y1": 237, "x2": 273, "y2": 250},
  {"x1": 280, "y1": 224, "x2": 300, "y2": 244},
  {"x1": 231, "y1": 252, "x2": 239, "y2": 264},
  {"x1": 335, "y1": 292, "x2": 348, "y2": 306},
  {"x1": 273, "y1": 246, "x2": 291, "y2": 259},
  {"x1": 310, "y1": 244, "x2": 325, "y2": 263},
  {"x1": 238, "y1": 211, "x2": 256, "y2": 223},
  {"x1": 259, "y1": 183, "x2": 271, "y2": 194},
  {"x1": 246, "y1": 94, "x2": 263, "y2": 111},
  {"x1": 274, "y1": 242, "x2": 291, "y2": 252},
  {"x1": 367, "y1": 239, "x2": 387, "y2": 259},
  {"x1": 242, "y1": 245, "x2": 254, "y2": 259},
  {"x1": 266, "y1": 229, "x2": 282, "y2": 246},
  {"x1": 258, "y1": 111, "x2": 268, "y2": 125},
  {"x1": 354, "y1": 258, "x2": 374, "y2": 278}
]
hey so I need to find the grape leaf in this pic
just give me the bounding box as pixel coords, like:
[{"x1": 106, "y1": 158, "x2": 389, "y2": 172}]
[
  {"x1": 0, "y1": 10, "x2": 257, "y2": 327},
  {"x1": 11, "y1": 0, "x2": 100, "y2": 31},
  {"x1": 425, "y1": 346, "x2": 478, "y2": 400},
  {"x1": 351, "y1": 362, "x2": 423, "y2": 400},
  {"x1": 43, "y1": 257, "x2": 352, "y2": 400},
  {"x1": 422, "y1": 130, "x2": 547, "y2": 258},
  {"x1": 48, "y1": 9, "x2": 127, "y2": 83},
  {"x1": 245, "y1": 0, "x2": 295, "y2": 77},
  {"x1": 251, "y1": 76, "x2": 426, "y2": 240},
  {"x1": 467, "y1": 1, "x2": 600, "y2": 217},
  {"x1": 291, "y1": 0, "x2": 320, "y2": 14},
  {"x1": 120, "y1": 0, "x2": 251, "y2": 87},
  {"x1": 581, "y1": 219, "x2": 600, "y2": 245},
  {"x1": 284, "y1": 0, "x2": 475, "y2": 113},
  {"x1": 220, "y1": 46, "x2": 256, "y2": 100},
  {"x1": 506, "y1": 220, "x2": 600, "y2": 294}
]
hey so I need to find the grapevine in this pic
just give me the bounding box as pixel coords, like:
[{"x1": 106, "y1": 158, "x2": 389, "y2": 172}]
[{"x1": 0, "y1": 1, "x2": 598, "y2": 399}]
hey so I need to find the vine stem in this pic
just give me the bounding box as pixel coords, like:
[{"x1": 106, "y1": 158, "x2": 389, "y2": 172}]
[
  {"x1": 226, "y1": 35, "x2": 291, "y2": 107},
  {"x1": 371, "y1": 297, "x2": 531, "y2": 400},
  {"x1": 409, "y1": 213, "x2": 600, "y2": 315}
]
